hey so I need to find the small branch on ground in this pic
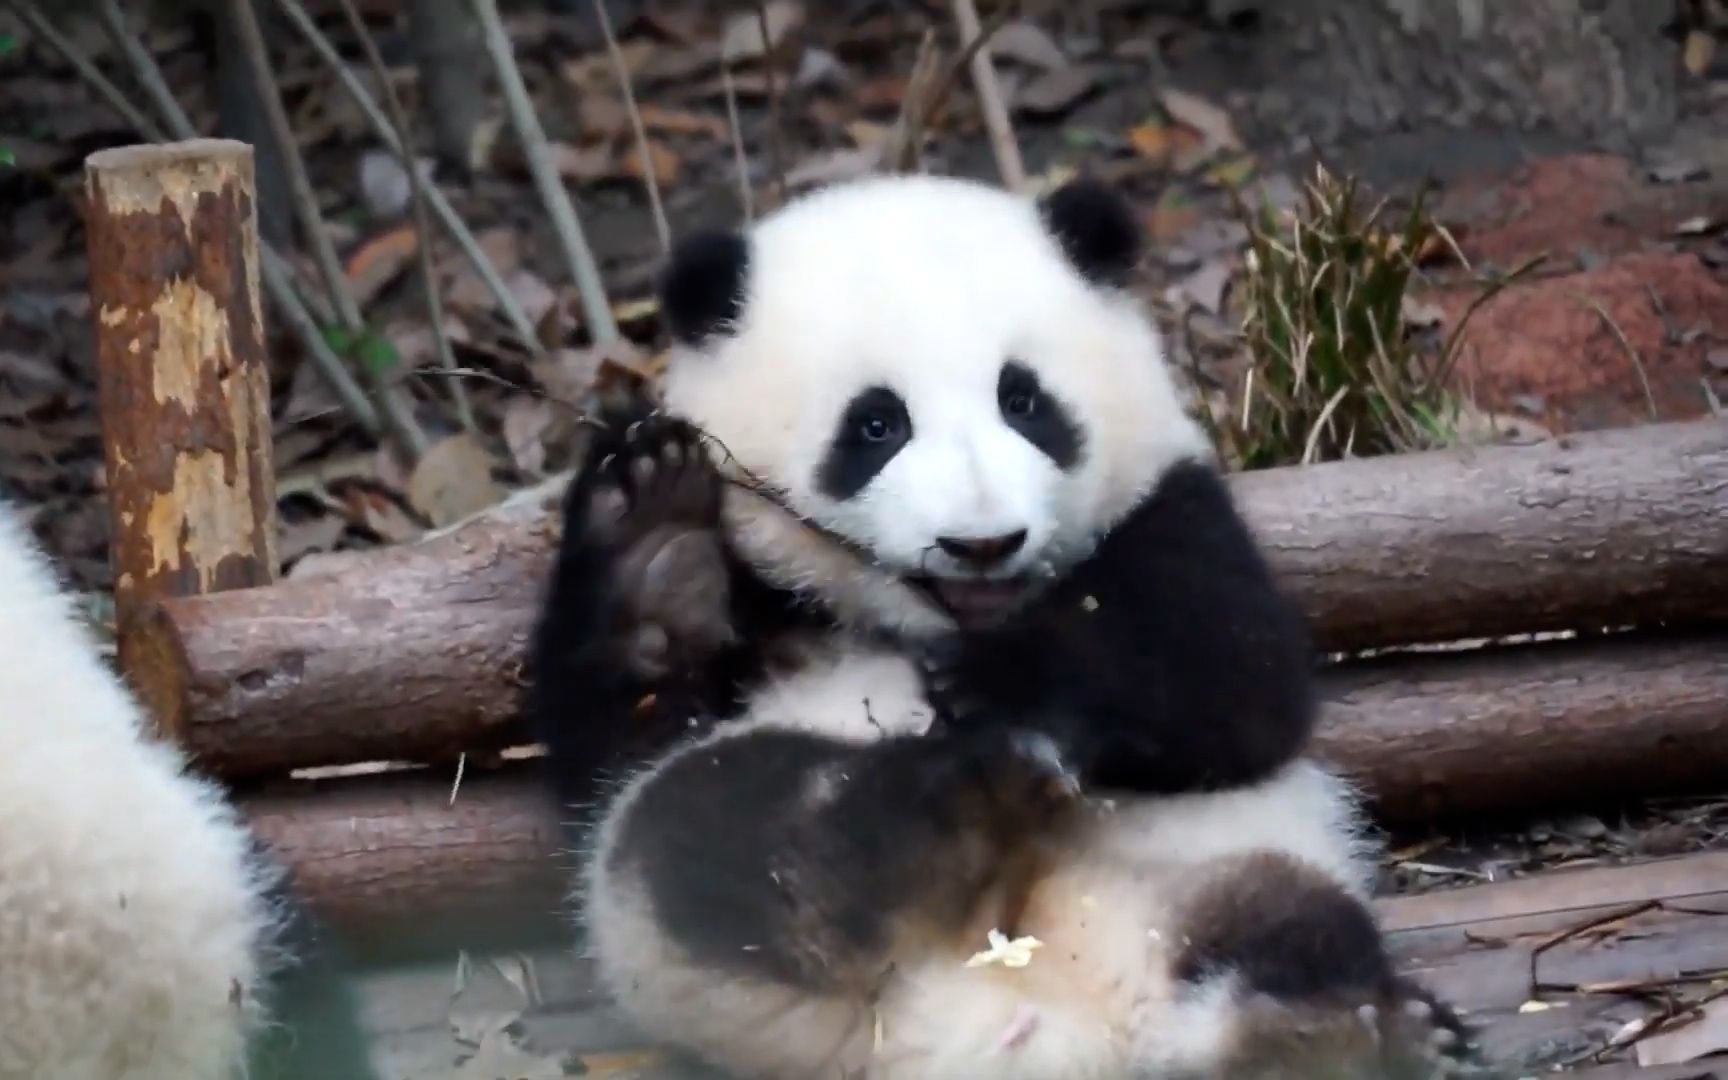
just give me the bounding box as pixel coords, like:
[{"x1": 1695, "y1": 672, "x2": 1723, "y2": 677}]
[
  {"x1": 592, "y1": 0, "x2": 670, "y2": 254},
  {"x1": 333, "y1": 0, "x2": 477, "y2": 434},
  {"x1": 948, "y1": 0, "x2": 1025, "y2": 190},
  {"x1": 754, "y1": 1, "x2": 788, "y2": 211},
  {"x1": 469, "y1": 0, "x2": 619, "y2": 343},
  {"x1": 720, "y1": 60, "x2": 754, "y2": 221},
  {"x1": 883, "y1": 28, "x2": 942, "y2": 174}
]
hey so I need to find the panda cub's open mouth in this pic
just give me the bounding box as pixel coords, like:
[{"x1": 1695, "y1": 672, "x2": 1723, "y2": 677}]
[{"x1": 908, "y1": 573, "x2": 1037, "y2": 628}]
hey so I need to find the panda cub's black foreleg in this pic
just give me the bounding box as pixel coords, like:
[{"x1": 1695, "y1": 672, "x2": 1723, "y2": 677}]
[
  {"x1": 607, "y1": 722, "x2": 1080, "y2": 993},
  {"x1": 524, "y1": 382, "x2": 740, "y2": 816},
  {"x1": 923, "y1": 458, "x2": 1316, "y2": 796}
]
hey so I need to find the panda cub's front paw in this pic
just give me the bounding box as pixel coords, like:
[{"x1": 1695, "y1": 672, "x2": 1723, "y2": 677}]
[
  {"x1": 579, "y1": 395, "x2": 723, "y2": 552},
  {"x1": 573, "y1": 386, "x2": 735, "y2": 680}
]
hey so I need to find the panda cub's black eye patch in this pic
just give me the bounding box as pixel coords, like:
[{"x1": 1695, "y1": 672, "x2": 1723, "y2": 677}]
[
  {"x1": 818, "y1": 386, "x2": 912, "y2": 500},
  {"x1": 999, "y1": 361, "x2": 1081, "y2": 470}
]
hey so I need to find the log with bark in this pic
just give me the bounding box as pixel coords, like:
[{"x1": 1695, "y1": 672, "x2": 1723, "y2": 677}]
[
  {"x1": 245, "y1": 628, "x2": 1728, "y2": 930},
  {"x1": 136, "y1": 419, "x2": 1728, "y2": 779},
  {"x1": 84, "y1": 138, "x2": 279, "y2": 728}
]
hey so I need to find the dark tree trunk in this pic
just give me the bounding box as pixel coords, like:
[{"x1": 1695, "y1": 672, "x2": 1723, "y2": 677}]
[
  {"x1": 212, "y1": 0, "x2": 294, "y2": 247},
  {"x1": 1257, "y1": 0, "x2": 1680, "y2": 150},
  {"x1": 406, "y1": 0, "x2": 490, "y2": 174}
]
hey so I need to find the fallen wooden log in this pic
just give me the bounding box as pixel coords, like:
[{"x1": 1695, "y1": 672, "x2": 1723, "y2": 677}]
[
  {"x1": 246, "y1": 630, "x2": 1728, "y2": 933},
  {"x1": 140, "y1": 420, "x2": 1728, "y2": 778},
  {"x1": 240, "y1": 763, "x2": 564, "y2": 933},
  {"x1": 1316, "y1": 629, "x2": 1728, "y2": 823}
]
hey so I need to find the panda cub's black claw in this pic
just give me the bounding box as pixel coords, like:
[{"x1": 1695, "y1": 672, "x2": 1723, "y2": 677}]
[{"x1": 576, "y1": 398, "x2": 723, "y2": 554}]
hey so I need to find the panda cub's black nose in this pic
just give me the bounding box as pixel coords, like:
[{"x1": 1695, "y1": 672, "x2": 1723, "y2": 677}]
[{"x1": 937, "y1": 530, "x2": 1028, "y2": 568}]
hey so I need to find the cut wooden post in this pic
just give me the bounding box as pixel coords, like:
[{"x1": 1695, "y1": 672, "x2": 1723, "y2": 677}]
[{"x1": 85, "y1": 138, "x2": 278, "y2": 737}]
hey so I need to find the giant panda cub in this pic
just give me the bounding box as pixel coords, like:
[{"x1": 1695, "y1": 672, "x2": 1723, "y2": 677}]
[
  {"x1": 526, "y1": 174, "x2": 1488, "y2": 1079},
  {"x1": 0, "y1": 500, "x2": 379, "y2": 1080}
]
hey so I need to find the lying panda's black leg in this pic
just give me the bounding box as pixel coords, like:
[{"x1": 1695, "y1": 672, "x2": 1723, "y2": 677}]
[
  {"x1": 922, "y1": 458, "x2": 1317, "y2": 796},
  {"x1": 1170, "y1": 853, "x2": 1489, "y2": 1078},
  {"x1": 603, "y1": 723, "x2": 1079, "y2": 993},
  {"x1": 524, "y1": 386, "x2": 736, "y2": 817}
]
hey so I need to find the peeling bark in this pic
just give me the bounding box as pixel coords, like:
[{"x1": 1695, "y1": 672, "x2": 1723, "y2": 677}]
[{"x1": 84, "y1": 139, "x2": 278, "y2": 735}]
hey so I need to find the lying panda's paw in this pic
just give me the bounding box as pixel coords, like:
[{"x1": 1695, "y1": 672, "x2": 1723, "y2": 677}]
[
  {"x1": 918, "y1": 727, "x2": 1082, "y2": 841},
  {"x1": 1380, "y1": 978, "x2": 1496, "y2": 1079}
]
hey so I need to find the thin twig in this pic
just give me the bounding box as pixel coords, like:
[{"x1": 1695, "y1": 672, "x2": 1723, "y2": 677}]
[
  {"x1": 469, "y1": 0, "x2": 618, "y2": 343},
  {"x1": 8, "y1": 1, "x2": 164, "y2": 138},
  {"x1": 23, "y1": 0, "x2": 380, "y2": 436},
  {"x1": 332, "y1": 0, "x2": 477, "y2": 434},
  {"x1": 754, "y1": 1, "x2": 788, "y2": 210},
  {"x1": 229, "y1": 0, "x2": 430, "y2": 459},
  {"x1": 883, "y1": 28, "x2": 941, "y2": 174},
  {"x1": 91, "y1": 0, "x2": 192, "y2": 137},
  {"x1": 591, "y1": 0, "x2": 669, "y2": 254},
  {"x1": 921, "y1": 4, "x2": 1013, "y2": 129},
  {"x1": 948, "y1": 0, "x2": 1025, "y2": 190},
  {"x1": 720, "y1": 60, "x2": 754, "y2": 221},
  {"x1": 272, "y1": 0, "x2": 542, "y2": 355},
  {"x1": 1571, "y1": 289, "x2": 1661, "y2": 421}
]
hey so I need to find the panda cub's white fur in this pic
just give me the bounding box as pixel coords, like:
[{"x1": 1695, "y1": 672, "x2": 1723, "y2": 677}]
[
  {"x1": 0, "y1": 504, "x2": 271, "y2": 1080},
  {"x1": 532, "y1": 174, "x2": 1477, "y2": 1079}
]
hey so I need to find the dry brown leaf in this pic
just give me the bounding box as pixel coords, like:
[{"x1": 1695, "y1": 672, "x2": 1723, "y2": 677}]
[
  {"x1": 989, "y1": 20, "x2": 1069, "y2": 71},
  {"x1": 1125, "y1": 122, "x2": 1170, "y2": 163},
  {"x1": 1013, "y1": 64, "x2": 1103, "y2": 117},
  {"x1": 561, "y1": 41, "x2": 656, "y2": 92},
  {"x1": 277, "y1": 514, "x2": 347, "y2": 567},
  {"x1": 407, "y1": 432, "x2": 506, "y2": 528},
  {"x1": 787, "y1": 147, "x2": 883, "y2": 190},
  {"x1": 1684, "y1": 29, "x2": 1717, "y2": 77},
  {"x1": 1160, "y1": 87, "x2": 1243, "y2": 156},
  {"x1": 453, "y1": 1026, "x2": 570, "y2": 1079},
  {"x1": 501, "y1": 397, "x2": 557, "y2": 476},
  {"x1": 846, "y1": 120, "x2": 892, "y2": 149},
  {"x1": 1170, "y1": 259, "x2": 1234, "y2": 315},
  {"x1": 547, "y1": 141, "x2": 616, "y2": 182},
  {"x1": 720, "y1": 0, "x2": 804, "y2": 62},
  {"x1": 636, "y1": 103, "x2": 729, "y2": 139},
  {"x1": 623, "y1": 138, "x2": 681, "y2": 186},
  {"x1": 577, "y1": 94, "x2": 632, "y2": 139},
  {"x1": 343, "y1": 488, "x2": 423, "y2": 544},
  {"x1": 344, "y1": 224, "x2": 419, "y2": 307}
]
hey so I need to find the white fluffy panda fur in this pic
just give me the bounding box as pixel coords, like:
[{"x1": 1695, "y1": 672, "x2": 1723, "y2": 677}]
[
  {"x1": 0, "y1": 501, "x2": 380, "y2": 1080},
  {"x1": 525, "y1": 174, "x2": 1487, "y2": 1079}
]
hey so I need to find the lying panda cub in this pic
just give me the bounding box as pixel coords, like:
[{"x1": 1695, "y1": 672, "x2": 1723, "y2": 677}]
[
  {"x1": 0, "y1": 500, "x2": 379, "y2": 1080},
  {"x1": 526, "y1": 174, "x2": 1488, "y2": 1078}
]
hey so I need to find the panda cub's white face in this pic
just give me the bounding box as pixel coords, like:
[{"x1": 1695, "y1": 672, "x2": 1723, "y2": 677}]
[{"x1": 660, "y1": 174, "x2": 1210, "y2": 635}]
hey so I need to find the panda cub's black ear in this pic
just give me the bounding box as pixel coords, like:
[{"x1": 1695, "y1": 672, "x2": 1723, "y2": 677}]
[
  {"x1": 1038, "y1": 177, "x2": 1143, "y2": 288},
  {"x1": 659, "y1": 230, "x2": 751, "y2": 347}
]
